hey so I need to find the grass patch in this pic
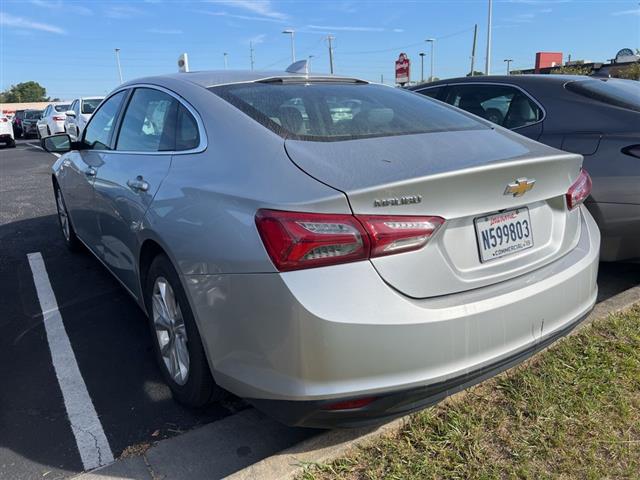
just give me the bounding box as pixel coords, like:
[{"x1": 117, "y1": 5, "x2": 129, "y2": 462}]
[{"x1": 301, "y1": 307, "x2": 640, "y2": 480}]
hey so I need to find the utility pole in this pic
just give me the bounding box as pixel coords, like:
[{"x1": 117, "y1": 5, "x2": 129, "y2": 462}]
[
  {"x1": 282, "y1": 29, "x2": 295, "y2": 62},
  {"x1": 223, "y1": 52, "x2": 228, "y2": 70},
  {"x1": 327, "y1": 35, "x2": 335, "y2": 74},
  {"x1": 485, "y1": 0, "x2": 493, "y2": 75},
  {"x1": 114, "y1": 48, "x2": 123, "y2": 84},
  {"x1": 380, "y1": 74, "x2": 384, "y2": 84},
  {"x1": 426, "y1": 38, "x2": 435, "y2": 81},
  {"x1": 419, "y1": 52, "x2": 426, "y2": 82},
  {"x1": 470, "y1": 24, "x2": 478, "y2": 76},
  {"x1": 250, "y1": 41, "x2": 255, "y2": 71},
  {"x1": 308, "y1": 55, "x2": 314, "y2": 73},
  {"x1": 504, "y1": 58, "x2": 513, "y2": 75}
]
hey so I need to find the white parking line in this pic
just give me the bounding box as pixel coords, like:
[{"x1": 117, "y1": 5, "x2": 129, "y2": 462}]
[
  {"x1": 25, "y1": 142, "x2": 61, "y2": 157},
  {"x1": 27, "y1": 252, "x2": 114, "y2": 471}
]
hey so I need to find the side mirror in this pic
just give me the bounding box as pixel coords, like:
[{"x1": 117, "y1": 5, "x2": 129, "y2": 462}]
[
  {"x1": 65, "y1": 110, "x2": 76, "y2": 118},
  {"x1": 43, "y1": 134, "x2": 72, "y2": 153}
]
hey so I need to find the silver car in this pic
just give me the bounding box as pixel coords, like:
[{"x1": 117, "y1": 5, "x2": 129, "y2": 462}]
[{"x1": 43, "y1": 70, "x2": 599, "y2": 428}]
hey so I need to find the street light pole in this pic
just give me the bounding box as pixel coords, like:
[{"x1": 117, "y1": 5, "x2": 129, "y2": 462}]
[
  {"x1": 114, "y1": 48, "x2": 123, "y2": 84},
  {"x1": 504, "y1": 58, "x2": 513, "y2": 75},
  {"x1": 485, "y1": 0, "x2": 493, "y2": 75},
  {"x1": 250, "y1": 41, "x2": 255, "y2": 71},
  {"x1": 419, "y1": 52, "x2": 426, "y2": 83},
  {"x1": 282, "y1": 29, "x2": 295, "y2": 63},
  {"x1": 426, "y1": 39, "x2": 435, "y2": 81},
  {"x1": 327, "y1": 35, "x2": 335, "y2": 74},
  {"x1": 223, "y1": 52, "x2": 228, "y2": 70}
]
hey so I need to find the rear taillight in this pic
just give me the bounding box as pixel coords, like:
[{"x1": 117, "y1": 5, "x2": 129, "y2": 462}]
[
  {"x1": 53, "y1": 115, "x2": 65, "y2": 121},
  {"x1": 566, "y1": 169, "x2": 592, "y2": 210},
  {"x1": 255, "y1": 209, "x2": 445, "y2": 271},
  {"x1": 622, "y1": 145, "x2": 640, "y2": 159},
  {"x1": 0, "y1": 118, "x2": 7, "y2": 123},
  {"x1": 358, "y1": 215, "x2": 445, "y2": 258}
]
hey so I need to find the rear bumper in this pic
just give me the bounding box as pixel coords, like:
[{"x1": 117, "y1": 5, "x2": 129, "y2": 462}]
[{"x1": 185, "y1": 206, "x2": 600, "y2": 427}]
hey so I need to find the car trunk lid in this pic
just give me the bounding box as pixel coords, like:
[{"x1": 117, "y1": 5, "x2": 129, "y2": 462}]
[{"x1": 285, "y1": 128, "x2": 584, "y2": 298}]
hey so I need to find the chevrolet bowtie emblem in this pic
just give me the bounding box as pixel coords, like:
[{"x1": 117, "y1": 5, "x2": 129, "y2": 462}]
[{"x1": 504, "y1": 178, "x2": 536, "y2": 197}]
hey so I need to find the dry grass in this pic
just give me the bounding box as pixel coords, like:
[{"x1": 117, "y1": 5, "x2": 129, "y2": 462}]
[{"x1": 300, "y1": 307, "x2": 640, "y2": 480}]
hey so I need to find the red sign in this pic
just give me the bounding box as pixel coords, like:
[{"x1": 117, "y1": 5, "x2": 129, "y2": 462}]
[{"x1": 395, "y1": 53, "x2": 410, "y2": 85}]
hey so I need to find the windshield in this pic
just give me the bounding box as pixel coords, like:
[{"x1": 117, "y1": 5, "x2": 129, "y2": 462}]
[
  {"x1": 54, "y1": 104, "x2": 71, "y2": 112},
  {"x1": 25, "y1": 111, "x2": 42, "y2": 119},
  {"x1": 82, "y1": 98, "x2": 103, "y2": 114},
  {"x1": 210, "y1": 82, "x2": 486, "y2": 142},
  {"x1": 565, "y1": 79, "x2": 640, "y2": 112}
]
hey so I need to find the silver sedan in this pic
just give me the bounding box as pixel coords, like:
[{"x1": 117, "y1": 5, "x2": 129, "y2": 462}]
[{"x1": 43, "y1": 70, "x2": 599, "y2": 428}]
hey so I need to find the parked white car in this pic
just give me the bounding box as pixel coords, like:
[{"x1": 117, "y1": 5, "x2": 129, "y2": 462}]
[
  {"x1": 64, "y1": 97, "x2": 104, "y2": 140},
  {"x1": 0, "y1": 115, "x2": 16, "y2": 147},
  {"x1": 36, "y1": 103, "x2": 71, "y2": 138}
]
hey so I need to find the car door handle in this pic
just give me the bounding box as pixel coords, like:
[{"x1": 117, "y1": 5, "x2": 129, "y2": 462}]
[
  {"x1": 127, "y1": 176, "x2": 150, "y2": 193},
  {"x1": 84, "y1": 167, "x2": 97, "y2": 177}
]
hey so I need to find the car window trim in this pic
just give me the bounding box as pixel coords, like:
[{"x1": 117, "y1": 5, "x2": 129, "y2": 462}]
[
  {"x1": 89, "y1": 84, "x2": 207, "y2": 156},
  {"x1": 415, "y1": 81, "x2": 546, "y2": 131}
]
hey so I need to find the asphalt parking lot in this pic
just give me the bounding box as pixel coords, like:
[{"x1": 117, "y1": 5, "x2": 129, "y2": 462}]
[{"x1": 1, "y1": 139, "x2": 638, "y2": 479}]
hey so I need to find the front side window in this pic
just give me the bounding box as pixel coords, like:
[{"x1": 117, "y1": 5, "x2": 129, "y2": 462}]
[
  {"x1": 116, "y1": 88, "x2": 178, "y2": 152},
  {"x1": 82, "y1": 98, "x2": 103, "y2": 115},
  {"x1": 210, "y1": 82, "x2": 485, "y2": 142},
  {"x1": 444, "y1": 84, "x2": 542, "y2": 129},
  {"x1": 83, "y1": 90, "x2": 127, "y2": 150}
]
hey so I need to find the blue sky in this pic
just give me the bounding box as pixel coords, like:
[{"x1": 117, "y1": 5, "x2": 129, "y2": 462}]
[{"x1": 1, "y1": 0, "x2": 639, "y2": 100}]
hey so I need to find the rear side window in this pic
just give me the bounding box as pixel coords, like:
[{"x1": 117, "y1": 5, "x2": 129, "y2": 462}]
[
  {"x1": 565, "y1": 79, "x2": 640, "y2": 112},
  {"x1": 82, "y1": 98, "x2": 102, "y2": 114},
  {"x1": 210, "y1": 82, "x2": 485, "y2": 142},
  {"x1": 175, "y1": 103, "x2": 200, "y2": 150},
  {"x1": 116, "y1": 88, "x2": 178, "y2": 152},
  {"x1": 444, "y1": 84, "x2": 542, "y2": 129},
  {"x1": 415, "y1": 86, "x2": 444, "y2": 100}
]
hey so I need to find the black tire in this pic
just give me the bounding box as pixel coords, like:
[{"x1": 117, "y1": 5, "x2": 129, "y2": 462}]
[
  {"x1": 7, "y1": 139, "x2": 16, "y2": 148},
  {"x1": 47, "y1": 126, "x2": 51, "y2": 136},
  {"x1": 144, "y1": 254, "x2": 221, "y2": 407},
  {"x1": 54, "y1": 185, "x2": 82, "y2": 252}
]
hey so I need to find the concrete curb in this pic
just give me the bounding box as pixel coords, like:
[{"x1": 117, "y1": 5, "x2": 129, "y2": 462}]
[{"x1": 225, "y1": 284, "x2": 640, "y2": 480}]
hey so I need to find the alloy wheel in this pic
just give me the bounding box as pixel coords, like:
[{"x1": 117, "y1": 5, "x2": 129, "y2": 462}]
[
  {"x1": 152, "y1": 277, "x2": 190, "y2": 385},
  {"x1": 55, "y1": 190, "x2": 70, "y2": 241}
]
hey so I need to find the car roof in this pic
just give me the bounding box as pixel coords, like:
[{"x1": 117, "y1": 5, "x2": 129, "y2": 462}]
[
  {"x1": 79, "y1": 96, "x2": 104, "y2": 100},
  {"x1": 122, "y1": 70, "x2": 368, "y2": 89},
  {"x1": 409, "y1": 74, "x2": 593, "y2": 90}
]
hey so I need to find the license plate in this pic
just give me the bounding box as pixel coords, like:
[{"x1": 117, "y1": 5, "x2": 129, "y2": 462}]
[{"x1": 474, "y1": 208, "x2": 533, "y2": 262}]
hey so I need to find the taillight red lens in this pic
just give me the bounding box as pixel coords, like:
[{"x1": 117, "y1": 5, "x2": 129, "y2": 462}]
[
  {"x1": 256, "y1": 209, "x2": 445, "y2": 271},
  {"x1": 0, "y1": 118, "x2": 7, "y2": 123},
  {"x1": 255, "y1": 210, "x2": 370, "y2": 271},
  {"x1": 53, "y1": 115, "x2": 65, "y2": 121},
  {"x1": 566, "y1": 169, "x2": 592, "y2": 210},
  {"x1": 358, "y1": 215, "x2": 445, "y2": 258}
]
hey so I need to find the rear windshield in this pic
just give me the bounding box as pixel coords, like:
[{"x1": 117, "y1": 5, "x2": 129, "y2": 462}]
[
  {"x1": 210, "y1": 82, "x2": 486, "y2": 141},
  {"x1": 565, "y1": 79, "x2": 640, "y2": 112},
  {"x1": 25, "y1": 110, "x2": 42, "y2": 119},
  {"x1": 82, "y1": 98, "x2": 102, "y2": 114},
  {"x1": 54, "y1": 104, "x2": 70, "y2": 112}
]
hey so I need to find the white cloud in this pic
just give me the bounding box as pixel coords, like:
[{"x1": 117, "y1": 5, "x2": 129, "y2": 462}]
[
  {"x1": 612, "y1": 8, "x2": 640, "y2": 16},
  {"x1": 28, "y1": 0, "x2": 92, "y2": 15},
  {"x1": 206, "y1": 0, "x2": 288, "y2": 20},
  {"x1": 247, "y1": 33, "x2": 266, "y2": 44},
  {"x1": 146, "y1": 28, "x2": 183, "y2": 34},
  {"x1": 307, "y1": 24, "x2": 404, "y2": 32},
  {"x1": 197, "y1": 10, "x2": 284, "y2": 23},
  {"x1": 105, "y1": 5, "x2": 145, "y2": 19},
  {"x1": 0, "y1": 12, "x2": 66, "y2": 34}
]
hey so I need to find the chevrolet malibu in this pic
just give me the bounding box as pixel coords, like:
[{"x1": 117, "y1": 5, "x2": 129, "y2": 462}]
[{"x1": 43, "y1": 70, "x2": 599, "y2": 428}]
